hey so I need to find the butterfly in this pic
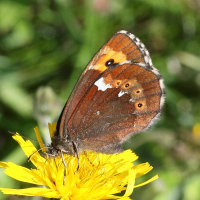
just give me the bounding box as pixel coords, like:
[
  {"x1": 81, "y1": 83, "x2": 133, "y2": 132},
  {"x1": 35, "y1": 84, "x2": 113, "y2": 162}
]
[{"x1": 50, "y1": 30, "x2": 165, "y2": 157}]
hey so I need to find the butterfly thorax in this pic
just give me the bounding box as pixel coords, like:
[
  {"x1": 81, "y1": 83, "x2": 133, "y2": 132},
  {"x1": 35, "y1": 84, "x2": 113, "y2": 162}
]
[{"x1": 50, "y1": 133, "x2": 77, "y2": 156}]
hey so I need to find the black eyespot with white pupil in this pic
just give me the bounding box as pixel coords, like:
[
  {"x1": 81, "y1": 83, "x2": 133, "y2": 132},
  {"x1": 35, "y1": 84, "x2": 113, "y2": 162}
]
[
  {"x1": 125, "y1": 83, "x2": 130, "y2": 88},
  {"x1": 138, "y1": 103, "x2": 143, "y2": 107},
  {"x1": 105, "y1": 59, "x2": 114, "y2": 66}
]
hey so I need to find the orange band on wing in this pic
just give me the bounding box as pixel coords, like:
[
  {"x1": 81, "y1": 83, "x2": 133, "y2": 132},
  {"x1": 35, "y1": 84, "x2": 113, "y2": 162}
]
[{"x1": 93, "y1": 49, "x2": 127, "y2": 72}]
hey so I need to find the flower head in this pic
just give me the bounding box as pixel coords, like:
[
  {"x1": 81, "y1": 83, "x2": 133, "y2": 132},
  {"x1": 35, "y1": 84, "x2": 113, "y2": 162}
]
[{"x1": 0, "y1": 124, "x2": 158, "y2": 200}]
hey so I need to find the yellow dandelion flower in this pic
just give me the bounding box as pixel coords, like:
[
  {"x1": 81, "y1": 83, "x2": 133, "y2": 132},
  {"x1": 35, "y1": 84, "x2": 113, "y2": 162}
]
[{"x1": 0, "y1": 124, "x2": 158, "y2": 200}]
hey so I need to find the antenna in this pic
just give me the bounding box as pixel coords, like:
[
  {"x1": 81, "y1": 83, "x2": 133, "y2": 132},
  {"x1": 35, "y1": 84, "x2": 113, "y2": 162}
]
[{"x1": 8, "y1": 131, "x2": 45, "y2": 145}]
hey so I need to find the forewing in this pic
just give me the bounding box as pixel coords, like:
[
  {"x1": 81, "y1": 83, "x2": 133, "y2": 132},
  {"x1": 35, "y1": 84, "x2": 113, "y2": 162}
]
[{"x1": 58, "y1": 30, "x2": 165, "y2": 153}]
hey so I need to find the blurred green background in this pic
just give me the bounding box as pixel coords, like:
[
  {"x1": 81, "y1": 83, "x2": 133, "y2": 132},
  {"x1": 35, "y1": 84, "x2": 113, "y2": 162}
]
[{"x1": 0, "y1": 0, "x2": 200, "y2": 200}]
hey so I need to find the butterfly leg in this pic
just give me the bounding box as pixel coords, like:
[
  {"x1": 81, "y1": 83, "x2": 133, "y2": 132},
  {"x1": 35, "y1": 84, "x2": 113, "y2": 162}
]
[
  {"x1": 72, "y1": 141, "x2": 79, "y2": 171},
  {"x1": 60, "y1": 150, "x2": 67, "y2": 185},
  {"x1": 83, "y1": 150, "x2": 95, "y2": 166},
  {"x1": 28, "y1": 146, "x2": 50, "y2": 162}
]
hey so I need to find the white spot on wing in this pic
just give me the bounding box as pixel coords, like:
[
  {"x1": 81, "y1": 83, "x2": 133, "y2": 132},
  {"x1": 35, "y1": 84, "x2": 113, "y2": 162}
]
[
  {"x1": 118, "y1": 90, "x2": 128, "y2": 97},
  {"x1": 152, "y1": 67, "x2": 159, "y2": 74},
  {"x1": 129, "y1": 99, "x2": 135, "y2": 102},
  {"x1": 144, "y1": 55, "x2": 149, "y2": 63},
  {"x1": 118, "y1": 61, "x2": 132, "y2": 65},
  {"x1": 88, "y1": 64, "x2": 94, "y2": 70},
  {"x1": 117, "y1": 30, "x2": 127, "y2": 34},
  {"x1": 159, "y1": 79, "x2": 165, "y2": 108},
  {"x1": 94, "y1": 77, "x2": 112, "y2": 91}
]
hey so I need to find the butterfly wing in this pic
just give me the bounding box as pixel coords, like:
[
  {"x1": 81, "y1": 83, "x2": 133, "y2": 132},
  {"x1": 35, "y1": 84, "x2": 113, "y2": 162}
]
[{"x1": 57, "y1": 30, "x2": 165, "y2": 153}]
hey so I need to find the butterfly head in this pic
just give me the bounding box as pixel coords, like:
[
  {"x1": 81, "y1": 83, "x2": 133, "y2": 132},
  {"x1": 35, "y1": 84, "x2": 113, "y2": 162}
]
[{"x1": 50, "y1": 133, "x2": 76, "y2": 156}]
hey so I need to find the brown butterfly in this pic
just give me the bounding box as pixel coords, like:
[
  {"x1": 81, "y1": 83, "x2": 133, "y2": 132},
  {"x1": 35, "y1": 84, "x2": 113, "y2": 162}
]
[{"x1": 50, "y1": 30, "x2": 165, "y2": 157}]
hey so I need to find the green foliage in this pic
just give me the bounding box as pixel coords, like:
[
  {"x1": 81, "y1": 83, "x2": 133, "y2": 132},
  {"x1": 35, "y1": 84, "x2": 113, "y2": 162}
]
[{"x1": 0, "y1": 0, "x2": 200, "y2": 199}]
